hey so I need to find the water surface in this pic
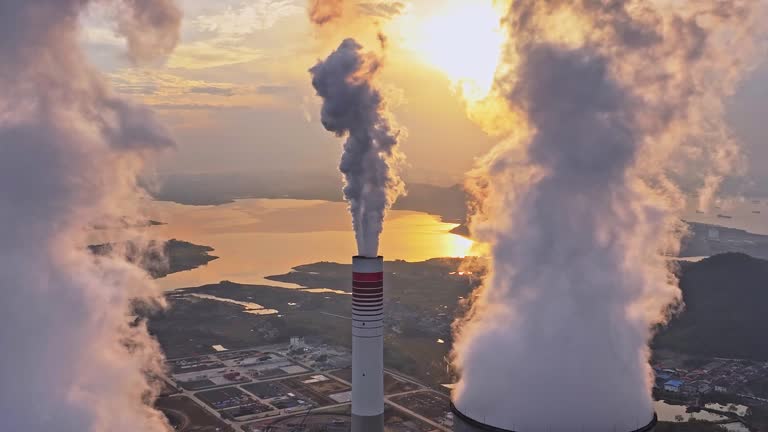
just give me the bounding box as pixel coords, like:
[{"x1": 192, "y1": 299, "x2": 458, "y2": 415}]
[{"x1": 143, "y1": 199, "x2": 473, "y2": 290}]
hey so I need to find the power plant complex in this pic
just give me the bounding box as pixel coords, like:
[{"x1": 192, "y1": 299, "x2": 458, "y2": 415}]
[{"x1": 351, "y1": 256, "x2": 385, "y2": 432}]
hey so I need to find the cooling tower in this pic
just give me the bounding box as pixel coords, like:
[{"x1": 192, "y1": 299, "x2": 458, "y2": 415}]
[
  {"x1": 450, "y1": 403, "x2": 657, "y2": 432},
  {"x1": 352, "y1": 256, "x2": 385, "y2": 432}
]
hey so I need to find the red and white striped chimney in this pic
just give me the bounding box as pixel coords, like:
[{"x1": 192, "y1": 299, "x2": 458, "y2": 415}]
[{"x1": 351, "y1": 256, "x2": 384, "y2": 432}]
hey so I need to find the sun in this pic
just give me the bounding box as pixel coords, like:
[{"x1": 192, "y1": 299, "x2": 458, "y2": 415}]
[{"x1": 400, "y1": 2, "x2": 506, "y2": 102}]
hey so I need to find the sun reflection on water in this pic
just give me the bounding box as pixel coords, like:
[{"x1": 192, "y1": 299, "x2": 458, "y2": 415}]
[{"x1": 139, "y1": 199, "x2": 474, "y2": 290}]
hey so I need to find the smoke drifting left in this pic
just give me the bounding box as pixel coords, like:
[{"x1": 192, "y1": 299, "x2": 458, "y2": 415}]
[{"x1": 0, "y1": 1, "x2": 180, "y2": 431}]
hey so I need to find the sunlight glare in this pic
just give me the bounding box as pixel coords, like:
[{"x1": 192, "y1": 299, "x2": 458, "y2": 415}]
[{"x1": 404, "y1": 2, "x2": 505, "y2": 102}]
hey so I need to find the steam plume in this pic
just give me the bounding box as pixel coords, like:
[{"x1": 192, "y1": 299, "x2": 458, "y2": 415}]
[
  {"x1": 310, "y1": 38, "x2": 404, "y2": 257},
  {"x1": 452, "y1": 1, "x2": 763, "y2": 430},
  {"x1": 0, "y1": 1, "x2": 180, "y2": 431},
  {"x1": 309, "y1": 0, "x2": 345, "y2": 25}
]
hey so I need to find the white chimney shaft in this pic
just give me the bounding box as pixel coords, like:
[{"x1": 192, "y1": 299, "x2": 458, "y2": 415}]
[{"x1": 351, "y1": 256, "x2": 385, "y2": 432}]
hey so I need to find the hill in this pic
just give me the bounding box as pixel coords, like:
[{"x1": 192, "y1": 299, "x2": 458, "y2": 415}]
[
  {"x1": 150, "y1": 171, "x2": 468, "y2": 222},
  {"x1": 392, "y1": 183, "x2": 467, "y2": 223},
  {"x1": 655, "y1": 253, "x2": 768, "y2": 360}
]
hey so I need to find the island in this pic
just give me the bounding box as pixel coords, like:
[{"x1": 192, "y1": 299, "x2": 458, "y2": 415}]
[{"x1": 89, "y1": 238, "x2": 219, "y2": 278}]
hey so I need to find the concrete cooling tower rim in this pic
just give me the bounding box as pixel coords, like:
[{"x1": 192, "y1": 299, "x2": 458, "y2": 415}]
[{"x1": 449, "y1": 403, "x2": 658, "y2": 432}]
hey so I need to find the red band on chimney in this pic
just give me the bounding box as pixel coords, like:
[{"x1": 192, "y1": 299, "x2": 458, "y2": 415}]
[{"x1": 353, "y1": 272, "x2": 383, "y2": 282}]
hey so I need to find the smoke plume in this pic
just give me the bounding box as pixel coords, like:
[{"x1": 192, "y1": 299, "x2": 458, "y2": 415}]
[
  {"x1": 452, "y1": 1, "x2": 763, "y2": 430},
  {"x1": 0, "y1": 1, "x2": 180, "y2": 431},
  {"x1": 310, "y1": 38, "x2": 404, "y2": 257},
  {"x1": 309, "y1": 0, "x2": 345, "y2": 25}
]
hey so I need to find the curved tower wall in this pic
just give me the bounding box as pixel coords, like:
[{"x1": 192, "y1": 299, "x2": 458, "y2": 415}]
[{"x1": 451, "y1": 403, "x2": 657, "y2": 432}]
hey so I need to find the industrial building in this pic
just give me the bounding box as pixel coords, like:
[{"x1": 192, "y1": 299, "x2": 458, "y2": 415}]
[{"x1": 664, "y1": 379, "x2": 684, "y2": 393}]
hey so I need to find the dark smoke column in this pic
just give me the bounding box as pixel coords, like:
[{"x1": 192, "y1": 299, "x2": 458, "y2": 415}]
[
  {"x1": 352, "y1": 256, "x2": 385, "y2": 431},
  {"x1": 309, "y1": 38, "x2": 405, "y2": 258},
  {"x1": 310, "y1": 38, "x2": 403, "y2": 432}
]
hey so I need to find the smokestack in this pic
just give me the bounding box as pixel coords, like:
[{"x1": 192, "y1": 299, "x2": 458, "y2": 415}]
[
  {"x1": 352, "y1": 255, "x2": 384, "y2": 432},
  {"x1": 451, "y1": 402, "x2": 657, "y2": 432}
]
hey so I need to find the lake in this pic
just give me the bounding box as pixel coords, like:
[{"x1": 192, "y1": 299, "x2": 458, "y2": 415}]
[
  {"x1": 142, "y1": 199, "x2": 473, "y2": 290},
  {"x1": 129, "y1": 196, "x2": 765, "y2": 291}
]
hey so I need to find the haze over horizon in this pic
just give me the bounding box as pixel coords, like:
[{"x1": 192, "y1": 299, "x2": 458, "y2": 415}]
[{"x1": 82, "y1": 0, "x2": 768, "y2": 191}]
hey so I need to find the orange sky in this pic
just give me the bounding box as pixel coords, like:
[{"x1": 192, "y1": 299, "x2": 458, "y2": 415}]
[{"x1": 81, "y1": 0, "x2": 768, "y2": 187}]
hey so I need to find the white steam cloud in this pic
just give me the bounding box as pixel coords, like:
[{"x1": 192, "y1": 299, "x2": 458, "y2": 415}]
[
  {"x1": 452, "y1": 1, "x2": 764, "y2": 431},
  {"x1": 0, "y1": 1, "x2": 180, "y2": 431},
  {"x1": 310, "y1": 38, "x2": 405, "y2": 257}
]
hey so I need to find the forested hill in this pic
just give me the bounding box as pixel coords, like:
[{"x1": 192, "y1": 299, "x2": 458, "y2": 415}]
[{"x1": 655, "y1": 253, "x2": 768, "y2": 360}]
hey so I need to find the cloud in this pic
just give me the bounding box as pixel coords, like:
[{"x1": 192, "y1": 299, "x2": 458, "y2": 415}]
[
  {"x1": 194, "y1": 0, "x2": 303, "y2": 35},
  {"x1": 150, "y1": 102, "x2": 249, "y2": 110},
  {"x1": 116, "y1": 0, "x2": 182, "y2": 63},
  {"x1": 110, "y1": 69, "x2": 295, "y2": 99},
  {"x1": 189, "y1": 86, "x2": 236, "y2": 96},
  {"x1": 165, "y1": 1, "x2": 306, "y2": 70},
  {"x1": 167, "y1": 37, "x2": 264, "y2": 69},
  {"x1": 110, "y1": 70, "x2": 239, "y2": 97},
  {"x1": 308, "y1": 0, "x2": 408, "y2": 26},
  {"x1": 255, "y1": 84, "x2": 294, "y2": 94},
  {"x1": 309, "y1": 0, "x2": 344, "y2": 25},
  {"x1": 357, "y1": 1, "x2": 407, "y2": 19}
]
